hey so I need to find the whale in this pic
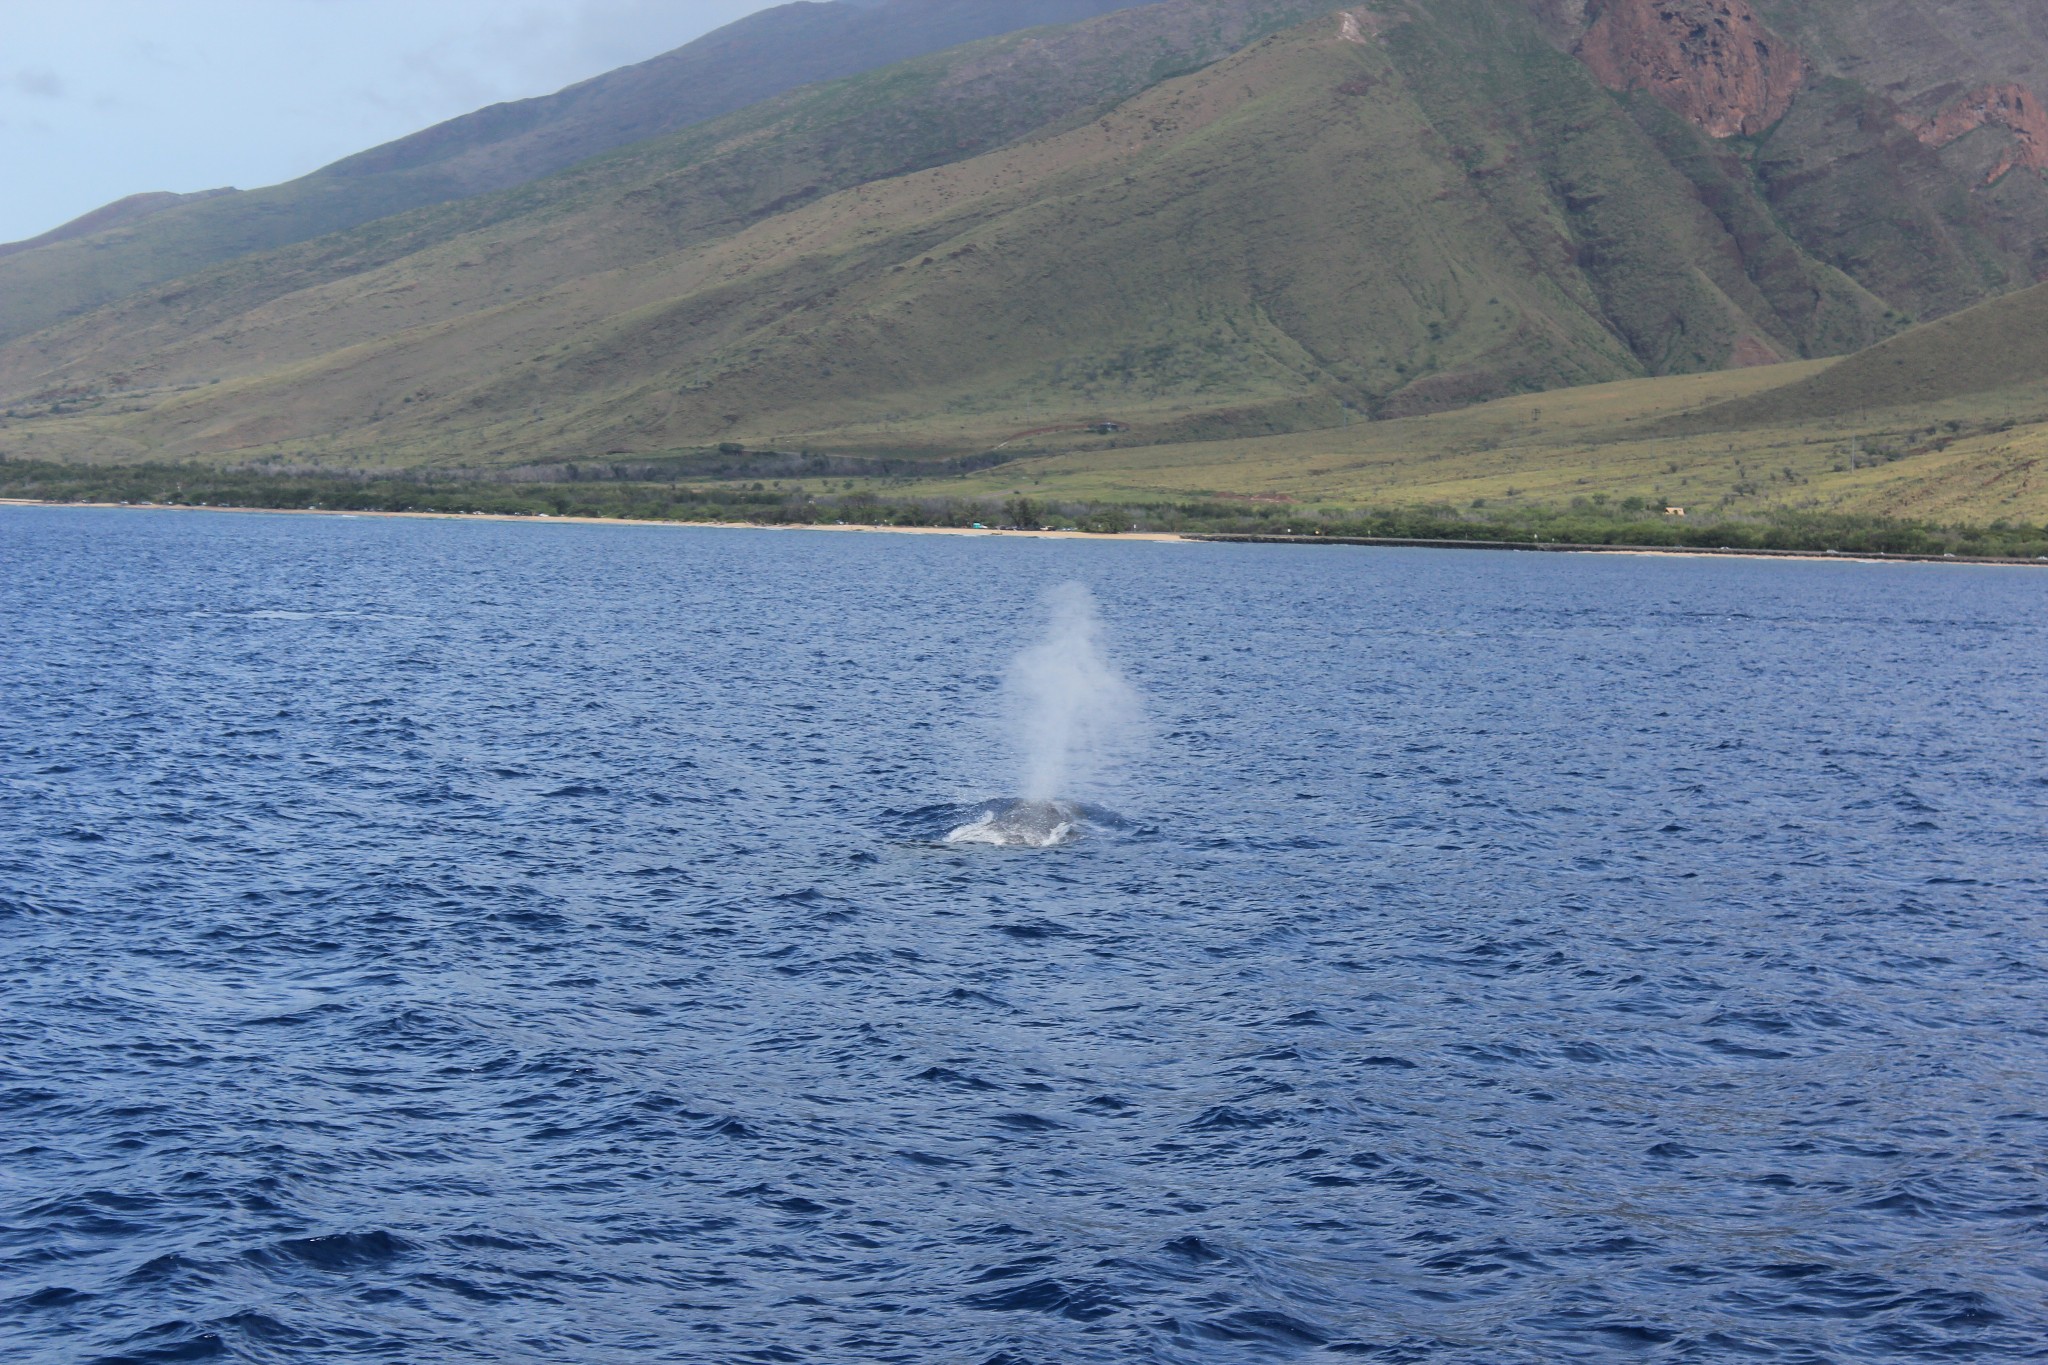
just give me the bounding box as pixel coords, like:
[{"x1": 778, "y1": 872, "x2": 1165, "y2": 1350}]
[{"x1": 945, "y1": 799, "x2": 1083, "y2": 848}]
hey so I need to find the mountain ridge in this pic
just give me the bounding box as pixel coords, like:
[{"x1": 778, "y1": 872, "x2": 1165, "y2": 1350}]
[
  {"x1": 0, "y1": 189, "x2": 237, "y2": 260},
  {"x1": 0, "y1": 0, "x2": 1157, "y2": 344}
]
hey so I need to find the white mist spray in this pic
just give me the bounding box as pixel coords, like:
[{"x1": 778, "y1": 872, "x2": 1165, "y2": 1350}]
[
  {"x1": 1007, "y1": 582, "x2": 1140, "y2": 802},
  {"x1": 946, "y1": 582, "x2": 1142, "y2": 847}
]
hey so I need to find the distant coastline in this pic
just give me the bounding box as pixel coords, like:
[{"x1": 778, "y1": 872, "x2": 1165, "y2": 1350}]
[
  {"x1": 8, "y1": 498, "x2": 2045, "y2": 567},
  {"x1": 1186, "y1": 532, "x2": 2048, "y2": 568},
  {"x1": 0, "y1": 497, "x2": 1184, "y2": 543}
]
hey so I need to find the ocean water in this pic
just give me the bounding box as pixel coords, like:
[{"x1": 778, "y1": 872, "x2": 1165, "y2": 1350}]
[{"x1": 2, "y1": 505, "x2": 2045, "y2": 1364}]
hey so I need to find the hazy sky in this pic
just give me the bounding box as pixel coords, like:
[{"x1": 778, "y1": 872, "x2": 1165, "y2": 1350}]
[{"x1": 0, "y1": 0, "x2": 787, "y2": 244}]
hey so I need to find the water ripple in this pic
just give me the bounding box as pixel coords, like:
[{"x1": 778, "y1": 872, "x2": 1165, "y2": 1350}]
[{"x1": 1, "y1": 507, "x2": 2045, "y2": 1362}]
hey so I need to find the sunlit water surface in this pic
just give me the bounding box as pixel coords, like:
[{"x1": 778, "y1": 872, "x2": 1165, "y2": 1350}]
[{"x1": 3, "y1": 506, "x2": 2045, "y2": 1363}]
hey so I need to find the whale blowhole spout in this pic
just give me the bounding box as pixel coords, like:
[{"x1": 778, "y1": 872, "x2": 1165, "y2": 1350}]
[
  {"x1": 944, "y1": 583, "x2": 1139, "y2": 849},
  {"x1": 1008, "y1": 582, "x2": 1139, "y2": 802}
]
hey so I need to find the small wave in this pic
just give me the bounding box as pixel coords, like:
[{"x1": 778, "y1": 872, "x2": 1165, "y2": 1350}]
[
  {"x1": 249, "y1": 1229, "x2": 416, "y2": 1273},
  {"x1": 188, "y1": 608, "x2": 409, "y2": 621},
  {"x1": 962, "y1": 1275, "x2": 1123, "y2": 1321},
  {"x1": 542, "y1": 782, "x2": 610, "y2": 799}
]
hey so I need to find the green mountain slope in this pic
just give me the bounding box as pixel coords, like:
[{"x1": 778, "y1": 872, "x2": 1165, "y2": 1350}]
[
  {"x1": 0, "y1": 0, "x2": 1339, "y2": 446},
  {"x1": 0, "y1": 0, "x2": 1897, "y2": 468},
  {"x1": 2, "y1": 0, "x2": 2044, "y2": 486},
  {"x1": 0, "y1": 0, "x2": 1157, "y2": 344},
  {"x1": 0, "y1": 190, "x2": 236, "y2": 261},
  {"x1": 906, "y1": 281, "x2": 2048, "y2": 523},
  {"x1": 1675, "y1": 278, "x2": 2048, "y2": 429}
]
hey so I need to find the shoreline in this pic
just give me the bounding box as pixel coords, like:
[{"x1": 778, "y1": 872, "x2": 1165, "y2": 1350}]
[
  {"x1": 0, "y1": 498, "x2": 1185, "y2": 543},
  {"x1": 4, "y1": 498, "x2": 2042, "y2": 566},
  {"x1": 1186, "y1": 532, "x2": 2048, "y2": 568}
]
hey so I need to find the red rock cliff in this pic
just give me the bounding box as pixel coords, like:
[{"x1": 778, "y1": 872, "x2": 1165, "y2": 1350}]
[
  {"x1": 1912, "y1": 84, "x2": 2048, "y2": 185},
  {"x1": 1574, "y1": 0, "x2": 1804, "y2": 139}
]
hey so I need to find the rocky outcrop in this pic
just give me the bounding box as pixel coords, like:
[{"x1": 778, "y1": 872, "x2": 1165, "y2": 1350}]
[
  {"x1": 1574, "y1": 0, "x2": 1804, "y2": 139},
  {"x1": 1912, "y1": 84, "x2": 2048, "y2": 185}
]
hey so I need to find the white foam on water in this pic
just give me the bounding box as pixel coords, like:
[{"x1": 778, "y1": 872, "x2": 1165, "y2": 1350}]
[{"x1": 944, "y1": 800, "x2": 1083, "y2": 848}]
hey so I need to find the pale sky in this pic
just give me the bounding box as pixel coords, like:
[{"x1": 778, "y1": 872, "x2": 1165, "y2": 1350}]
[{"x1": 0, "y1": 0, "x2": 786, "y2": 244}]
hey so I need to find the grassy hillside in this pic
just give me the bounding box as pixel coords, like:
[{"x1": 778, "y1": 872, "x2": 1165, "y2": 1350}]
[
  {"x1": 0, "y1": 190, "x2": 236, "y2": 260},
  {"x1": 896, "y1": 361, "x2": 2048, "y2": 523},
  {"x1": 0, "y1": 0, "x2": 1341, "y2": 450},
  {"x1": 1673, "y1": 280, "x2": 2048, "y2": 428},
  {"x1": 0, "y1": 2, "x2": 1895, "y2": 471},
  {"x1": 7, "y1": 277, "x2": 2042, "y2": 532},
  {"x1": 896, "y1": 282, "x2": 2048, "y2": 522},
  {"x1": 0, "y1": 0, "x2": 1157, "y2": 344}
]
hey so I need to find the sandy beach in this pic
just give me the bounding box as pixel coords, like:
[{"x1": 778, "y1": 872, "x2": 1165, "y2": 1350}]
[
  {"x1": 3, "y1": 498, "x2": 2039, "y2": 565},
  {"x1": 0, "y1": 498, "x2": 1190, "y2": 543}
]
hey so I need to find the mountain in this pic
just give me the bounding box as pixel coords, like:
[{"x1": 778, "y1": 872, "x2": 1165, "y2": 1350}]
[
  {"x1": 1721, "y1": 0, "x2": 2048, "y2": 322},
  {"x1": 0, "y1": 0, "x2": 1890, "y2": 463},
  {"x1": 0, "y1": 190, "x2": 235, "y2": 261},
  {"x1": 1514, "y1": 0, "x2": 2048, "y2": 323},
  {"x1": 0, "y1": 0, "x2": 1154, "y2": 344},
  {"x1": 1, "y1": 0, "x2": 2044, "y2": 487},
  {"x1": 0, "y1": 0, "x2": 1346, "y2": 458}
]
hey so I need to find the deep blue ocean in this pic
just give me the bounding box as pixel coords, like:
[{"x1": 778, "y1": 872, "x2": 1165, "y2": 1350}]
[{"x1": 3, "y1": 505, "x2": 2045, "y2": 1363}]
